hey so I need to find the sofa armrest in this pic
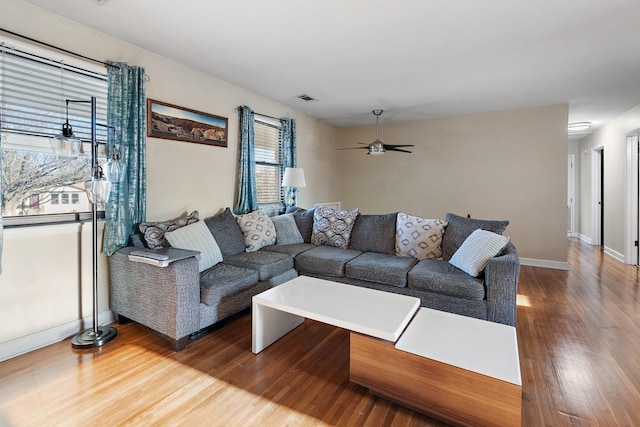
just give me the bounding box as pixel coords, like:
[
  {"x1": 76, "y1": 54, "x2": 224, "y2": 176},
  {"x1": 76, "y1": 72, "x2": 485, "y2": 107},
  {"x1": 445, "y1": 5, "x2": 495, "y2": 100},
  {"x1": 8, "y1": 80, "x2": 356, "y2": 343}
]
[
  {"x1": 109, "y1": 246, "x2": 201, "y2": 344},
  {"x1": 484, "y1": 242, "x2": 521, "y2": 326}
]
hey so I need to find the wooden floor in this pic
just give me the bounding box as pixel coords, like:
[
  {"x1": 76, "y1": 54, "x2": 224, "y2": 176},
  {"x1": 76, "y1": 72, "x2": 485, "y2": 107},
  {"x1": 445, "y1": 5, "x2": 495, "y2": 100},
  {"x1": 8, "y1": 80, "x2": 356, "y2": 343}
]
[{"x1": 1, "y1": 239, "x2": 639, "y2": 426}]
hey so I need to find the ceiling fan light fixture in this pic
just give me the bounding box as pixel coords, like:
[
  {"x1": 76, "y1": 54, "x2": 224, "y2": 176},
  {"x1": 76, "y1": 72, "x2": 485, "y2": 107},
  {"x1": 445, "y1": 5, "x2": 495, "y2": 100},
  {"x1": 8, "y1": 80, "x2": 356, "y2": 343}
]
[{"x1": 368, "y1": 141, "x2": 385, "y2": 155}]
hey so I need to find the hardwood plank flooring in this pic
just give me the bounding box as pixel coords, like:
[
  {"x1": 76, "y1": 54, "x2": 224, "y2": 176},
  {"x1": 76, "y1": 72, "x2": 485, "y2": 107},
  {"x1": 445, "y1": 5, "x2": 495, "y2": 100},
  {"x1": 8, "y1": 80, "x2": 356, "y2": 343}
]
[{"x1": 1, "y1": 238, "x2": 639, "y2": 426}]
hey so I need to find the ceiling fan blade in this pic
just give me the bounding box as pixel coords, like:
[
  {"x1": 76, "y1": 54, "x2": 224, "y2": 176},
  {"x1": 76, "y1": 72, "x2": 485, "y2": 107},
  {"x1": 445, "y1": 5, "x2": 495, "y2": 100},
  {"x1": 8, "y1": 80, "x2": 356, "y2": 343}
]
[
  {"x1": 384, "y1": 144, "x2": 414, "y2": 148},
  {"x1": 386, "y1": 147, "x2": 413, "y2": 153},
  {"x1": 337, "y1": 146, "x2": 370, "y2": 150}
]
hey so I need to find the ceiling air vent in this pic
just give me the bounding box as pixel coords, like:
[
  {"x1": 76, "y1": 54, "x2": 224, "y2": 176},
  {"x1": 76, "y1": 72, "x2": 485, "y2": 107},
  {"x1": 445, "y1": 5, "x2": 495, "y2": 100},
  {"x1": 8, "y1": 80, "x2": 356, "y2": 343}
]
[{"x1": 296, "y1": 94, "x2": 319, "y2": 103}]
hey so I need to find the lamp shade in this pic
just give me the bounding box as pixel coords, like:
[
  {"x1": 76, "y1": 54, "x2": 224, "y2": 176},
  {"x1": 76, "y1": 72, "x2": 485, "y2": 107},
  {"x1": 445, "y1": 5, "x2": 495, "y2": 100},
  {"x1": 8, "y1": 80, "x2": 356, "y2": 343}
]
[{"x1": 282, "y1": 167, "x2": 306, "y2": 188}]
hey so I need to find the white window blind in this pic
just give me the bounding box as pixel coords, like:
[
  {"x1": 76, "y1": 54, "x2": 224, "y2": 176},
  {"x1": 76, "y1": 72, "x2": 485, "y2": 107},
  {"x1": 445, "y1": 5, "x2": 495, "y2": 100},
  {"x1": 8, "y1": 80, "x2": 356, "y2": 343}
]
[
  {"x1": 0, "y1": 41, "x2": 108, "y2": 222},
  {"x1": 0, "y1": 43, "x2": 108, "y2": 142},
  {"x1": 254, "y1": 119, "x2": 282, "y2": 209}
]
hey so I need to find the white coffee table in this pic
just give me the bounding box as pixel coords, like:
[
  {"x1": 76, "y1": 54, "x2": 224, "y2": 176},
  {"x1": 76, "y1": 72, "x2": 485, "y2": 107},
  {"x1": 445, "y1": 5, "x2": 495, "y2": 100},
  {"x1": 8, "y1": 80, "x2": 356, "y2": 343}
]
[
  {"x1": 252, "y1": 275, "x2": 420, "y2": 354},
  {"x1": 350, "y1": 308, "x2": 522, "y2": 426}
]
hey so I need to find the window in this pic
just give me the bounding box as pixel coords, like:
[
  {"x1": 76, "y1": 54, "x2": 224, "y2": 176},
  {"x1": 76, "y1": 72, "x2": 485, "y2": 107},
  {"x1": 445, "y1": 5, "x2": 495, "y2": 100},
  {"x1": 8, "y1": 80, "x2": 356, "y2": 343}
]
[
  {"x1": 254, "y1": 117, "x2": 283, "y2": 211},
  {"x1": 0, "y1": 40, "x2": 108, "y2": 223}
]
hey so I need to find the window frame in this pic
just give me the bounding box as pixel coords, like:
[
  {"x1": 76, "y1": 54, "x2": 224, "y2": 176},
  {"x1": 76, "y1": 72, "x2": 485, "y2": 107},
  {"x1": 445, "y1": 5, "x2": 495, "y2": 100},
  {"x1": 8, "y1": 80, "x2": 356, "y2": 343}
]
[
  {"x1": 254, "y1": 115, "x2": 284, "y2": 213},
  {"x1": 1, "y1": 37, "x2": 109, "y2": 228}
]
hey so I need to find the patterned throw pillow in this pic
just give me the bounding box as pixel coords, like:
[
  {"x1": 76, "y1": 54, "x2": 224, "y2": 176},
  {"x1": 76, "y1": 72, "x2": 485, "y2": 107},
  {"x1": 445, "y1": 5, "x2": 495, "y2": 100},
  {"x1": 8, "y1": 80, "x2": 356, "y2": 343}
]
[
  {"x1": 311, "y1": 206, "x2": 360, "y2": 249},
  {"x1": 138, "y1": 210, "x2": 199, "y2": 249},
  {"x1": 236, "y1": 210, "x2": 277, "y2": 252},
  {"x1": 395, "y1": 212, "x2": 448, "y2": 260},
  {"x1": 165, "y1": 220, "x2": 223, "y2": 273},
  {"x1": 449, "y1": 229, "x2": 510, "y2": 276}
]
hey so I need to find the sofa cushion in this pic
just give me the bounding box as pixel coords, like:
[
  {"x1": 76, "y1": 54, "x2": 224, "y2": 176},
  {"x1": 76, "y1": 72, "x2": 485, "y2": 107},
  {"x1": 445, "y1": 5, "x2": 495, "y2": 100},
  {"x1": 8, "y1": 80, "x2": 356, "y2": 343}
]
[
  {"x1": 395, "y1": 212, "x2": 448, "y2": 260},
  {"x1": 349, "y1": 213, "x2": 397, "y2": 255},
  {"x1": 295, "y1": 245, "x2": 362, "y2": 277},
  {"x1": 199, "y1": 263, "x2": 259, "y2": 306},
  {"x1": 441, "y1": 213, "x2": 509, "y2": 260},
  {"x1": 260, "y1": 242, "x2": 315, "y2": 257},
  {"x1": 311, "y1": 206, "x2": 360, "y2": 249},
  {"x1": 408, "y1": 259, "x2": 485, "y2": 300},
  {"x1": 139, "y1": 210, "x2": 199, "y2": 249},
  {"x1": 285, "y1": 206, "x2": 316, "y2": 243},
  {"x1": 204, "y1": 207, "x2": 246, "y2": 257},
  {"x1": 223, "y1": 250, "x2": 293, "y2": 281},
  {"x1": 165, "y1": 220, "x2": 222, "y2": 273},
  {"x1": 346, "y1": 252, "x2": 417, "y2": 288},
  {"x1": 236, "y1": 210, "x2": 277, "y2": 252},
  {"x1": 449, "y1": 229, "x2": 510, "y2": 277},
  {"x1": 271, "y1": 213, "x2": 304, "y2": 245}
]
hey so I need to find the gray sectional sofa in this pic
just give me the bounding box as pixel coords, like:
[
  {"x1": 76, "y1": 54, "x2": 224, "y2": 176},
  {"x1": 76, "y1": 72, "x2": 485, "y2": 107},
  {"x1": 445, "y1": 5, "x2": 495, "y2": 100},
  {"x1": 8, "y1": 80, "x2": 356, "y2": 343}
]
[{"x1": 109, "y1": 207, "x2": 520, "y2": 351}]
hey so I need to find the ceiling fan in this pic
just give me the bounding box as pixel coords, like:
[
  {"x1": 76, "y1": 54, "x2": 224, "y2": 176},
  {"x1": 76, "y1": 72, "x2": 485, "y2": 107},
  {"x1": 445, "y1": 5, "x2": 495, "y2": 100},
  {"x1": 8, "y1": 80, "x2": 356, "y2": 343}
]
[{"x1": 339, "y1": 109, "x2": 414, "y2": 155}]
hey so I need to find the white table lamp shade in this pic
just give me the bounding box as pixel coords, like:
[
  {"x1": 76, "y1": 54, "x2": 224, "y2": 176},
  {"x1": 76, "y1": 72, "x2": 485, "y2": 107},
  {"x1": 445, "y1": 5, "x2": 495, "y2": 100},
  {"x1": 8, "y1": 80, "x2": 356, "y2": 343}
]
[{"x1": 282, "y1": 167, "x2": 306, "y2": 188}]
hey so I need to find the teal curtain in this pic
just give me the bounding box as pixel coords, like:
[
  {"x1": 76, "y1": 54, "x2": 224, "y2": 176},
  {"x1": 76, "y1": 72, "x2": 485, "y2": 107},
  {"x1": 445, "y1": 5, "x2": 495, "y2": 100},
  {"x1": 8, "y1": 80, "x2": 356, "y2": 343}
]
[
  {"x1": 280, "y1": 118, "x2": 297, "y2": 208},
  {"x1": 234, "y1": 106, "x2": 258, "y2": 214},
  {"x1": 103, "y1": 61, "x2": 146, "y2": 256}
]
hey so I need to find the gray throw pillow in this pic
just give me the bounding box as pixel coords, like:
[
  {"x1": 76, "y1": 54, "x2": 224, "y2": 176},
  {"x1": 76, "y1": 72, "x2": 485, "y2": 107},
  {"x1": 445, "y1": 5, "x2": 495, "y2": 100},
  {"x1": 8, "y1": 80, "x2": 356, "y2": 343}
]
[
  {"x1": 349, "y1": 213, "x2": 397, "y2": 255},
  {"x1": 204, "y1": 207, "x2": 246, "y2": 257},
  {"x1": 286, "y1": 206, "x2": 316, "y2": 243},
  {"x1": 441, "y1": 213, "x2": 509, "y2": 261},
  {"x1": 271, "y1": 214, "x2": 304, "y2": 245}
]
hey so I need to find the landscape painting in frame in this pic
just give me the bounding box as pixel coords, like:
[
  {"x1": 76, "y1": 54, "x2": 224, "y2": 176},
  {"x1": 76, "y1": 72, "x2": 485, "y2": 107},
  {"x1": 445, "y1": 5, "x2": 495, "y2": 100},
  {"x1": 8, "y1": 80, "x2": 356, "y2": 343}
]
[{"x1": 147, "y1": 99, "x2": 228, "y2": 147}]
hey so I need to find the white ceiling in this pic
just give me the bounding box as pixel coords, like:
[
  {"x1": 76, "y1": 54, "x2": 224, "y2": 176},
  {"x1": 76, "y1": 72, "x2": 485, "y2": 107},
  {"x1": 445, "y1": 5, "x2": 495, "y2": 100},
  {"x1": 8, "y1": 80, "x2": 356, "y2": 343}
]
[{"x1": 23, "y1": 0, "x2": 640, "y2": 138}]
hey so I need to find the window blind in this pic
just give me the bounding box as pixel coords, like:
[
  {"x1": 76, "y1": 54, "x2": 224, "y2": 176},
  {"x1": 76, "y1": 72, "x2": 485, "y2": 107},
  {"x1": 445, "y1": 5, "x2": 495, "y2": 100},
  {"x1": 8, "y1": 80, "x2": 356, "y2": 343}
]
[
  {"x1": 0, "y1": 43, "x2": 108, "y2": 143},
  {"x1": 254, "y1": 120, "x2": 282, "y2": 206}
]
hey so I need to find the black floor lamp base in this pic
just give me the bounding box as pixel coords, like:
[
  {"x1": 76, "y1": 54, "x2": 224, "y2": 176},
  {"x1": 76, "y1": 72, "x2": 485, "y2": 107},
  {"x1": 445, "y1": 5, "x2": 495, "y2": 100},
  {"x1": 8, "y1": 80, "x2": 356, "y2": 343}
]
[{"x1": 71, "y1": 326, "x2": 118, "y2": 349}]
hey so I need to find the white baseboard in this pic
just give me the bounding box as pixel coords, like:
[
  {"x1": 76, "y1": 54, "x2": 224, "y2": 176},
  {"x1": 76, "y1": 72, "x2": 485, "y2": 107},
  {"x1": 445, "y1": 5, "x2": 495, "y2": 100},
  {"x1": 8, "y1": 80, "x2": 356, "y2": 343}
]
[
  {"x1": 0, "y1": 310, "x2": 114, "y2": 362},
  {"x1": 577, "y1": 233, "x2": 592, "y2": 244},
  {"x1": 519, "y1": 257, "x2": 570, "y2": 270},
  {"x1": 604, "y1": 246, "x2": 625, "y2": 263}
]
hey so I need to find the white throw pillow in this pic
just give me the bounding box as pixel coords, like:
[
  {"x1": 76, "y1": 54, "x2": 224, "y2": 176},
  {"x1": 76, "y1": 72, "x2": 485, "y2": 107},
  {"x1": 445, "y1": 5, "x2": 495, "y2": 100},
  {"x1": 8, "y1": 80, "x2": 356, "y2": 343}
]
[
  {"x1": 449, "y1": 229, "x2": 510, "y2": 277},
  {"x1": 165, "y1": 220, "x2": 222, "y2": 272},
  {"x1": 395, "y1": 212, "x2": 448, "y2": 260},
  {"x1": 236, "y1": 210, "x2": 277, "y2": 252}
]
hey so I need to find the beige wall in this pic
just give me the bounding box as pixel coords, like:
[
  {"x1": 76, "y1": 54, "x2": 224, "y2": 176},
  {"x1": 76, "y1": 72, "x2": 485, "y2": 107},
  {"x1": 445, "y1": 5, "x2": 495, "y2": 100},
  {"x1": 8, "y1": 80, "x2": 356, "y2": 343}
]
[
  {"x1": 578, "y1": 103, "x2": 640, "y2": 258},
  {"x1": 0, "y1": 0, "x2": 340, "y2": 357},
  {"x1": 1, "y1": 1, "x2": 575, "y2": 359},
  {"x1": 337, "y1": 105, "x2": 569, "y2": 262}
]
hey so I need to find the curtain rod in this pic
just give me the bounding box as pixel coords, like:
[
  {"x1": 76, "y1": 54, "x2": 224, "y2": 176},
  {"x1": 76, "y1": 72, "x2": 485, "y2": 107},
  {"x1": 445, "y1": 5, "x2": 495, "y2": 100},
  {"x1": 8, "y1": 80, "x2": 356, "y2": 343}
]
[
  {"x1": 235, "y1": 106, "x2": 284, "y2": 122},
  {"x1": 0, "y1": 27, "x2": 150, "y2": 81}
]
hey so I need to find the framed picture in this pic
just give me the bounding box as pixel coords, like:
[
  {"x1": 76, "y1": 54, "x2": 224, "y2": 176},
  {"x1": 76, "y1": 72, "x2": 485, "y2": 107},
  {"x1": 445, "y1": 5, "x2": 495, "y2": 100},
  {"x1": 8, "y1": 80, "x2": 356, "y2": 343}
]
[{"x1": 147, "y1": 99, "x2": 228, "y2": 147}]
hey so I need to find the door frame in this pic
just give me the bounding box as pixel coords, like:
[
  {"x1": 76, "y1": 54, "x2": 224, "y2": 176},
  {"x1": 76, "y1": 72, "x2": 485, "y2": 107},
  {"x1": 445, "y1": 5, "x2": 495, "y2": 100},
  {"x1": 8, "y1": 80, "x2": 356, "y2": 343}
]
[
  {"x1": 591, "y1": 146, "x2": 604, "y2": 246},
  {"x1": 625, "y1": 131, "x2": 640, "y2": 264},
  {"x1": 567, "y1": 154, "x2": 576, "y2": 237}
]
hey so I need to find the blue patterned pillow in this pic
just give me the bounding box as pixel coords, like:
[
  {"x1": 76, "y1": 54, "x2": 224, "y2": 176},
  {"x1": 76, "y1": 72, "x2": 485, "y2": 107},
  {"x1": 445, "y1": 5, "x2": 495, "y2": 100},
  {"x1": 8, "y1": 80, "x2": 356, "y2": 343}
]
[{"x1": 311, "y1": 206, "x2": 359, "y2": 249}]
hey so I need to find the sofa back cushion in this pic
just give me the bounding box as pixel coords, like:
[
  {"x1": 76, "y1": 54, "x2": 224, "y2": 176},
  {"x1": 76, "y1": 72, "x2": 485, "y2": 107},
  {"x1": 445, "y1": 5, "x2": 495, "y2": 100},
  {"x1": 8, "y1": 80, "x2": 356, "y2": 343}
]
[
  {"x1": 204, "y1": 207, "x2": 246, "y2": 257},
  {"x1": 395, "y1": 212, "x2": 447, "y2": 260},
  {"x1": 285, "y1": 206, "x2": 316, "y2": 243},
  {"x1": 349, "y1": 213, "x2": 397, "y2": 255},
  {"x1": 441, "y1": 213, "x2": 509, "y2": 260}
]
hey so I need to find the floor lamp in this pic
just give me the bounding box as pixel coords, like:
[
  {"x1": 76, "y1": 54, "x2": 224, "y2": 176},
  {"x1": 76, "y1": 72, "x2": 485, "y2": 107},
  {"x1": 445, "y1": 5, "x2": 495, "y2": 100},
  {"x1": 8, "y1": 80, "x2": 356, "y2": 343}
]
[{"x1": 58, "y1": 96, "x2": 117, "y2": 349}]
